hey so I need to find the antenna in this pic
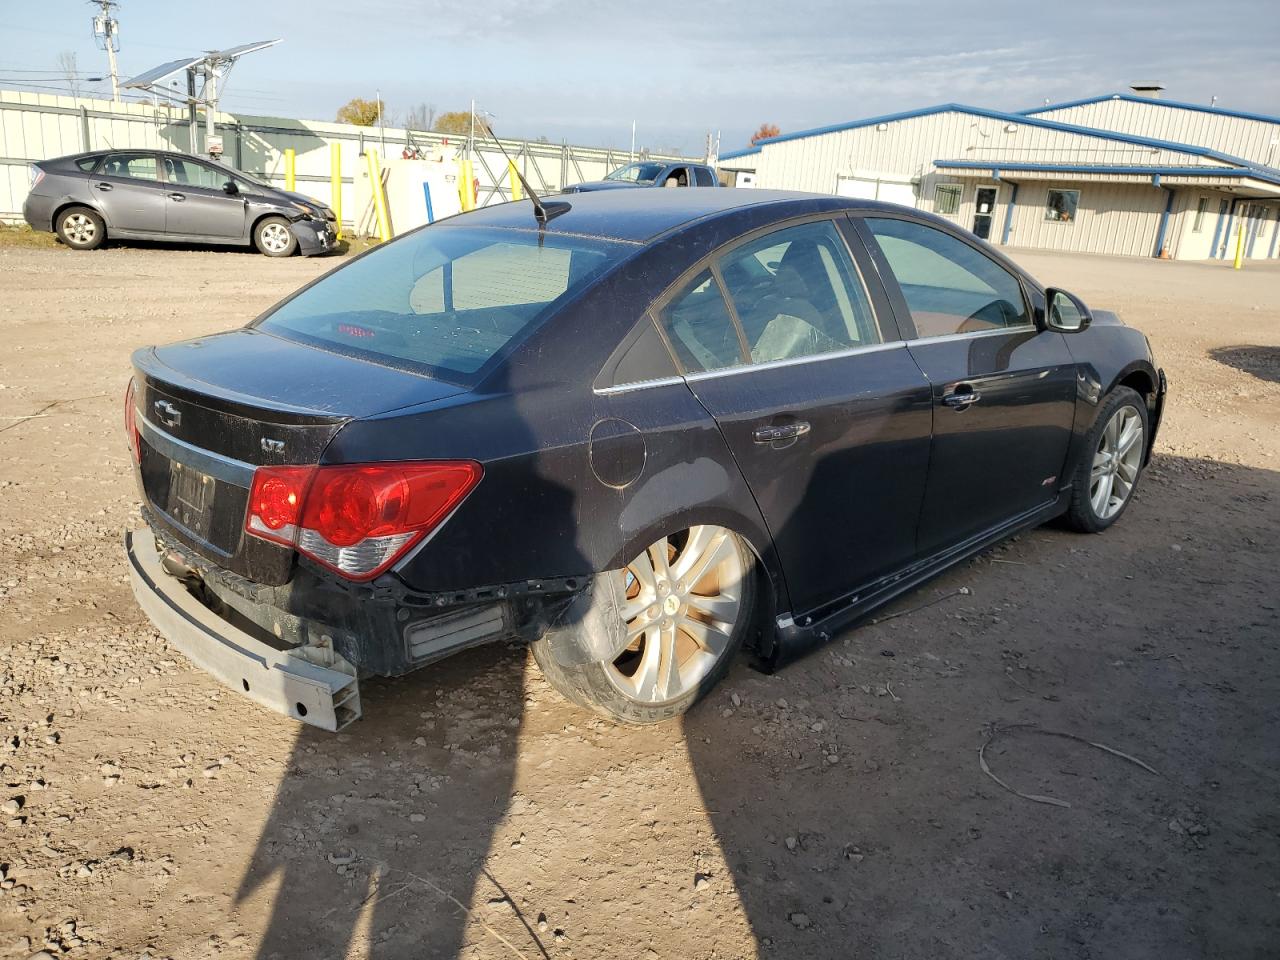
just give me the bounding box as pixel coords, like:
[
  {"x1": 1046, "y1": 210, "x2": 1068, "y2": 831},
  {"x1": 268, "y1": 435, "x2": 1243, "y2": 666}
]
[
  {"x1": 89, "y1": 0, "x2": 121, "y2": 102},
  {"x1": 475, "y1": 107, "x2": 569, "y2": 226},
  {"x1": 124, "y1": 40, "x2": 281, "y2": 158}
]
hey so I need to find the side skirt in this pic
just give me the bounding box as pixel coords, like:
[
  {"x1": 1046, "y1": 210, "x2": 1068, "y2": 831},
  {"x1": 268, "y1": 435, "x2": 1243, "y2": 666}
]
[{"x1": 768, "y1": 495, "x2": 1069, "y2": 669}]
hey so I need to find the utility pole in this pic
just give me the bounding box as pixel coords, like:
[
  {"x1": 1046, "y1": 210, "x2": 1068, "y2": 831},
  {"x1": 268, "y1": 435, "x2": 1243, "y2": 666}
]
[{"x1": 90, "y1": 0, "x2": 121, "y2": 103}]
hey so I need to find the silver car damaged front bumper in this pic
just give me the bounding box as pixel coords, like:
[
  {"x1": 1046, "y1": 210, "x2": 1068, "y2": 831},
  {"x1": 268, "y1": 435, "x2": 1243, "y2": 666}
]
[{"x1": 125, "y1": 528, "x2": 361, "y2": 731}]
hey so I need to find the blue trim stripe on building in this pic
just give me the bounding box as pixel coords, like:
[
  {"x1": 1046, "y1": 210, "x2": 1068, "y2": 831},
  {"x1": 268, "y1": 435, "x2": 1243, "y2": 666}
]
[
  {"x1": 1021, "y1": 92, "x2": 1280, "y2": 129},
  {"x1": 932, "y1": 159, "x2": 1280, "y2": 187},
  {"x1": 719, "y1": 146, "x2": 761, "y2": 161},
  {"x1": 1154, "y1": 187, "x2": 1175, "y2": 258}
]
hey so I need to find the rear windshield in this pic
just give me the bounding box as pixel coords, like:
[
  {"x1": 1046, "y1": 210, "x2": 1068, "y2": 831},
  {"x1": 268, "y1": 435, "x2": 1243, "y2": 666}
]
[{"x1": 256, "y1": 225, "x2": 632, "y2": 381}]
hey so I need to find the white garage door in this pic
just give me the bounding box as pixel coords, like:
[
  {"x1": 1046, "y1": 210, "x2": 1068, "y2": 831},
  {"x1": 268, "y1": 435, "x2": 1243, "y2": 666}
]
[{"x1": 835, "y1": 176, "x2": 916, "y2": 207}]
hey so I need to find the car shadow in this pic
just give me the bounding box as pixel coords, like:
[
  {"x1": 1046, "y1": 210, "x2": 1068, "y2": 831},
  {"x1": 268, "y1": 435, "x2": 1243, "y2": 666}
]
[
  {"x1": 234, "y1": 453, "x2": 1280, "y2": 958},
  {"x1": 86, "y1": 237, "x2": 348, "y2": 258},
  {"x1": 1208, "y1": 345, "x2": 1280, "y2": 384},
  {"x1": 681, "y1": 452, "x2": 1280, "y2": 958}
]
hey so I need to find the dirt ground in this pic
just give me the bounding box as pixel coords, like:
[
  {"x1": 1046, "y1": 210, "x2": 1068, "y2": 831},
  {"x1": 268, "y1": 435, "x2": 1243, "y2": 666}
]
[{"x1": 0, "y1": 239, "x2": 1276, "y2": 960}]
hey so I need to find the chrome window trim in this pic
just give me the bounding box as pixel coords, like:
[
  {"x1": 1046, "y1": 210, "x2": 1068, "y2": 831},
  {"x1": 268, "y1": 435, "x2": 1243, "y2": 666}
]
[
  {"x1": 593, "y1": 375, "x2": 688, "y2": 397},
  {"x1": 903, "y1": 324, "x2": 1037, "y2": 348},
  {"x1": 683, "y1": 340, "x2": 902, "y2": 382},
  {"x1": 138, "y1": 417, "x2": 255, "y2": 488}
]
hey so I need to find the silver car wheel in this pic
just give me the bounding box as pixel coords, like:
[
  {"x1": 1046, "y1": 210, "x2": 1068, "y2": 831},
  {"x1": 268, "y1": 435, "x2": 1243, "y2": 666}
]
[
  {"x1": 1090, "y1": 406, "x2": 1144, "y2": 520},
  {"x1": 260, "y1": 222, "x2": 292, "y2": 253},
  {"x1": 604, "y1": 526, "x2": 746, "y2": 705},
  {"x1": 63, "y1": 213, "x2": 96, "y2": 244}
]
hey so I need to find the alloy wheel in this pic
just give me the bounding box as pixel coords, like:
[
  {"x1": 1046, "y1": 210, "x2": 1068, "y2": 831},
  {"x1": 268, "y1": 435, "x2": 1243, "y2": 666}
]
[
  {"x1": 63, "y1": 213, "x2": 96, "y2": 245},
  {"x1": 1090, "y1": 406, "x2": 1144, "y2": 520},
  {"x1": 604, "y1": 526, "x2": 746, "y2": 704},
  {"x1": 260, "y1": 222, "x2": 292, "y2": 253}
]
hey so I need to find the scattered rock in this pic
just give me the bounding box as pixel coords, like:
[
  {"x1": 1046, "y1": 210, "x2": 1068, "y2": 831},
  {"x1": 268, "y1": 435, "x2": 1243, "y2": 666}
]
[
  {"x1": 789, "y1": 912, "x2": 812, "y2": 929},
  {"x1": 1, "y1": 797, "x2": 23, "y2": 816}
]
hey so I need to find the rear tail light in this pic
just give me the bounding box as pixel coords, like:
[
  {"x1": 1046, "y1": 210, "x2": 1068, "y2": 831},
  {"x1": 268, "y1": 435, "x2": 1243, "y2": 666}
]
[
  {"x1": 244, "y1": 461, "x2": 482, "y2": 581},
  {"x1": 124, "y1": 378, "x2": 141, "y2": 463},
  {"x1": 29, "y1": 165, "x2": 45, "y2": 189}
]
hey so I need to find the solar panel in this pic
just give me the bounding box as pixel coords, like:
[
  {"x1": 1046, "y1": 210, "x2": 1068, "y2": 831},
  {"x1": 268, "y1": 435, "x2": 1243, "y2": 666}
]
[
  {"x1": 207, "y1": 39, "x2": 281, "y2": 60},
  {"x1": 123, "y1": 56, "x2": 203, "y2": 89}
]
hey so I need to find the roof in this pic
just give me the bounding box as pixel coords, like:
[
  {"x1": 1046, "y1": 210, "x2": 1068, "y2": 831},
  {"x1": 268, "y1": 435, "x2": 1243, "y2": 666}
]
[
  {"x1": 439, "y1": 188, "x2": 872, "y2": 243},
  {"x1": 746, "y1": 102, "x2": 1280, "y2": 174},
  {"x1": 719, "y1": 146, "x2": 761, "y2": 161},
  {"x1": 934, "y1": 159, "x2": 1280, "y2": 187},
  {"x1": 1022, "y1": 93, "x2": 1280, "y2": 127}
]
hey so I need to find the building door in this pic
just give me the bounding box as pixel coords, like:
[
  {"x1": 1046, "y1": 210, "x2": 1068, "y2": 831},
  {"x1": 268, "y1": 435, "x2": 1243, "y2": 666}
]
[{"x1": 971, "y1": 186, "x2": 998, "y2": 240}]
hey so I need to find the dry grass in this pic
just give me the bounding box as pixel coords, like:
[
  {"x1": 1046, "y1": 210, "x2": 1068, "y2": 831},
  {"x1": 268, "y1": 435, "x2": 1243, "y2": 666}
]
[{"x1": 0, "y1": 222, "x2": 60, "y2": 249}]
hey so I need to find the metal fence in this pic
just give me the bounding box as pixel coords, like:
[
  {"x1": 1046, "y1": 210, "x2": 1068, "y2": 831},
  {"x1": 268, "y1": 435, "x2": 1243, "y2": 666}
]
[{"x1": 0, "y1": 88, "x2": 693, "y2": 224}]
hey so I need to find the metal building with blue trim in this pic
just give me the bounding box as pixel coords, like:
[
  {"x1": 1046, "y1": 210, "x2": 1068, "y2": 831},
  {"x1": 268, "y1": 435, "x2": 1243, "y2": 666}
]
[{"x1": 719, "y1": 88, "x2": 1280, "y2": 261}]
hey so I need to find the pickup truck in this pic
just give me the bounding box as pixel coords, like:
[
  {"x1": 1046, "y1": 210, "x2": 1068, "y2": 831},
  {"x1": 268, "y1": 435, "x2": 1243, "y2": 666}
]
[{"x1": 562, "y1": 160, "x2": 720, "y2": 192}]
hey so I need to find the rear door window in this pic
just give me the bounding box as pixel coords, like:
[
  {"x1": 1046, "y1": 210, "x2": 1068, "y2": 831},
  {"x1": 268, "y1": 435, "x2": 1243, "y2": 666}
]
[
  {"x1": 718, "y1": 220, "x2": 881, "y2": 362},
  {"x1": 693, "y1": 167, "x2": 715, "y2": 186},
  {"x1": 100, "y1": 154, "x2": 158, "y2": 182},
  {"x1": 863, "y1": 217, "x2": 1030, "y2": 337},
  {"x1": 258, "y1": 226, "x2": 631, "y2": 381}
]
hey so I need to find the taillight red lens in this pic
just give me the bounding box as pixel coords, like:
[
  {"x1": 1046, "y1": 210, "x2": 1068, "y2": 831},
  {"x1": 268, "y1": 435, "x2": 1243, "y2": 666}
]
[
  {"x1": 244, "y1": 461, "x2": 481, "y2": 580},
  {"x1": 124, "y1": 378, "x2": 141, "y2": 463},
  {"x1": 246, "y1": 465, "x2": 315, "y2": 543}
]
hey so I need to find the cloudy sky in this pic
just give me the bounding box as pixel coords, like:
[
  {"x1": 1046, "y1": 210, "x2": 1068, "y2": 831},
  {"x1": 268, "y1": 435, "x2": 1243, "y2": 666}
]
[{"x1": 5, "y1": 0, "x2": 1279, "y2": 154}]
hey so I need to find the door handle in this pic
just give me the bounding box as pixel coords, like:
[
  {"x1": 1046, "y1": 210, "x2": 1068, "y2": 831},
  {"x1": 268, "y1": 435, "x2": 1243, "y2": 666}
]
[
  {"x1": 96, "y1": 182, "x2": 112, "y2": 191},
  {"x1": 752, "y1": 421, "x2": 810, "y2": 444},
  {"x1": 168, "y1": 192, "x2": 186, "y2": 201},
  {"x1": 941, "y1": 384, "x2": 981, "y2": 409}
]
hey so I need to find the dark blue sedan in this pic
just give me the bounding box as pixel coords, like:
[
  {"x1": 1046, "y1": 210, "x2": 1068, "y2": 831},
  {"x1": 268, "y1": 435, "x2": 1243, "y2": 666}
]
[{"x1": 123, "y1": 188, "x2": 1165, "y2": 730}]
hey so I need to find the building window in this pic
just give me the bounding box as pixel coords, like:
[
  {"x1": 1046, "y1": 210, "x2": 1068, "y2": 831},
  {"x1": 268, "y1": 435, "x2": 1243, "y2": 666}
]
[
  {"x1": 933, "y1": 183, "x2": 962, "y2": 216},
  {"x1": 1045, "y1": 189, "x2": 1080, "y2": 223},
  {"x1": 1192, "y1": 197, "x2": 1209, "y2": 232}
]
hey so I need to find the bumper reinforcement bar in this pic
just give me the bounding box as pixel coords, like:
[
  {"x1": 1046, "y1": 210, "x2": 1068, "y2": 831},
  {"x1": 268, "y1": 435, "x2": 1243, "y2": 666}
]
[{"x1": 125, "y1": 528, "x2": 361, "y2": 730}]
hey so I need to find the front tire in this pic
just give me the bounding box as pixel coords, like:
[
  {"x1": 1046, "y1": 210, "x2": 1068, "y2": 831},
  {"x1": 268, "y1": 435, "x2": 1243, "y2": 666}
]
[
  {"x1": 532, "y1": 526, "x2": 756, "y2": 724},
  {"x1": 1063, "y1": 386, "x2": 1149, "y2": 532},
  {"x1": 55, "y1": 206, "x2": 105, "y2": 250},
  {"x1": 254, "y1": 217, "x2": 298, "y2": 257}
]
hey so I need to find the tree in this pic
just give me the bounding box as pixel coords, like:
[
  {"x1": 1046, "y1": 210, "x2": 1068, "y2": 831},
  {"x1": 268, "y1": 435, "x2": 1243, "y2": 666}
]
[
  {"x1": 433, "y1": 111, "x2": 492, "y2": 138},
  {"x1": 405, "y1": 102, "x2": 437, "y2": 132},
  {"x1": 750, "y1": 123, "x2": 780, "y2": 146},
  {"x1": 58, "y1": 50, "x2": 80, "y2": 99},
  {"x1": 336, "y1": 97, "x2": 382, "y2": 126}
]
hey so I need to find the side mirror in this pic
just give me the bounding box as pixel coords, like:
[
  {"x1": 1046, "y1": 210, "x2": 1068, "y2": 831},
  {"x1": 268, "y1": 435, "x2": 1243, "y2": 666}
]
[
  {"x1": 222, "y1": 180, "x2": 239, "y2": 195},
  {"x1": 1043, "y1": 288, "x2": 1092, "y2": 333}
]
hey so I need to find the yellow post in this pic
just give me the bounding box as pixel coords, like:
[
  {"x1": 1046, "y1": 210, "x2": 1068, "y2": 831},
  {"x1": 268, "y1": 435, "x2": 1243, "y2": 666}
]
[
  {"x1": 1232, "y1": 220, "x2": 1245, "y2": 270},
  {"x1": 508, "y1": 160, "x2": 522, "y2": 202},
  {"x1": 366, "y1": 151, "x2": 391, "y2": 242},
  {"x1": 458, "y1": 159, "x2": 475, "y2": 211},
  {"x1": 284, "y1": 148, "x2": 296, "y2": 192},
  {"x1": 329, "y1": 142, "x2": 343, "y2": 239}
]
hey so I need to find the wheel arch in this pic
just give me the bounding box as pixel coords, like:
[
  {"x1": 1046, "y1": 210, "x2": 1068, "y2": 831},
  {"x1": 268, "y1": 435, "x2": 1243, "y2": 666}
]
[
  {"x1": 601, "y1": 508, "x2": 789, "y2": 663},
  {"x1": 50, "y1": 199, "x2": 107, "y2": 234}
]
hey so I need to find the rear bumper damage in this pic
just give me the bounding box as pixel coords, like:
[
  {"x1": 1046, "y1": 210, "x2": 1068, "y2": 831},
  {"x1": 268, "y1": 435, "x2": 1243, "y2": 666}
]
[{"x1": 126, "y1": 528, "x2": 362, "y2": 730}]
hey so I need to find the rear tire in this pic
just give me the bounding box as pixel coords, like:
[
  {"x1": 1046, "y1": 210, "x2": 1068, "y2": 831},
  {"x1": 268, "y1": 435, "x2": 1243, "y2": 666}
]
[
  {"x1": 55, "y1": 206, "x2": 105, "y2": 250},
  {"x1": 532, "y1": 526, "x2": 756, "y2": 725},
  {"x1": 1062, "y1": 386, "x2": 1149, "y2": 533},
  {"x1": 254, "y1": 216, "x2": 298, "y2": 257}
]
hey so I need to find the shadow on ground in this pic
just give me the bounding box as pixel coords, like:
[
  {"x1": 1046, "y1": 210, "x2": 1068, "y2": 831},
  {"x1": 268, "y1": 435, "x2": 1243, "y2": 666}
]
[
  {"x1": 1210, "y1": 345, "x2": 1280, "y2": 384},
  {"x1": 237, "y1": 454, "x2": 1280, "y2": 959}
]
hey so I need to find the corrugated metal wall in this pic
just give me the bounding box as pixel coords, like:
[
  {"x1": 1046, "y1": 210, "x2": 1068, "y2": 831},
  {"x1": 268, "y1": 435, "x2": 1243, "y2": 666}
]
[
  {"x1": 1004, "y1": 181, "x2": 1166, "y2": 257},
  {"x1": 0, "y1": 89, "x2": 689, "y2": 223},
  {"x1": 1031, "y1": 99, "x2": 1280, "y2": 168},
  {"x1": 751, "y1": 110, "x2": 1233, "y2": 198}
]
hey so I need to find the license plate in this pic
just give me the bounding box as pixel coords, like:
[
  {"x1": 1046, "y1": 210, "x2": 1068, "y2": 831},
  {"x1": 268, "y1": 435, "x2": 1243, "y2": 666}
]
[{"x1": 168, "y1": 461, "x2": 214, "y2": 536}]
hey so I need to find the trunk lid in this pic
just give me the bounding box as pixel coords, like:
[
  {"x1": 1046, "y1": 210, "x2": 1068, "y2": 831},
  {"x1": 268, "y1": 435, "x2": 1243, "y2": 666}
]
[{"x1": 132, "y1": 329, "x2": 466, "y2": 584}]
